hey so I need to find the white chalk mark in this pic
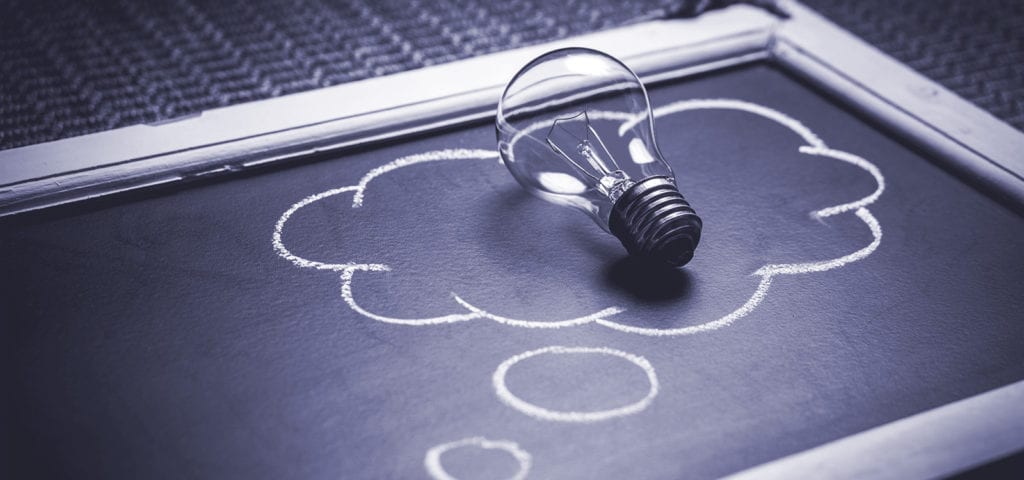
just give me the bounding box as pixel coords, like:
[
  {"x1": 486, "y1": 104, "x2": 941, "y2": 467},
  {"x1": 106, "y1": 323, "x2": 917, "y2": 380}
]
[
  {"x1": 755, "y1": 208, "x2": 882, "y2": 276},
  {"x1": 272, "y1": 185, "x2": 374, "y2": 271},
  {"x1": 453, "y1": 294, "x2": 623, "y2": 329},
  {"x1": 424, "y1": 437, "x2": 531, "y2": 480},
  {"x1": 493, "y1": 346, "x2": 659, "y2": 423},
  {"x1": 596, "y1": 275, "x2": 774, "y2": 337},
  {"x1": 799, "y1": 147, "x2": 886, "y2": 219},
  {"x1": 271, "y1": 99, "x2": 886, "y2": 336},
  {"x1": 353, "y1": 149, "x2": 499, "y2": 207},
  {"x1": 597, "y1": 210, "x2": 880, "y2": 337},
  {"x1": 341, "y1": 268, "x2": 482, "y2": 326},
  {"x1": 338, "y1": 267, "x2": 625, "y2": 328}
]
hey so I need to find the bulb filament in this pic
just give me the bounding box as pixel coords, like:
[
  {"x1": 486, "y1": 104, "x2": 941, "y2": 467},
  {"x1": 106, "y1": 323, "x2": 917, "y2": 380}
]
[{"x1": 546, "y1": 110, "x2": 635, "y2": 200}]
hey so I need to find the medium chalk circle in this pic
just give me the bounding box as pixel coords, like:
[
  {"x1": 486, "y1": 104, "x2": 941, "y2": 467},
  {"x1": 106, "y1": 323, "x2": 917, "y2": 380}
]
[
  {"x1": 424, "y1": 437, "x2": 531, "y2": 480},
  {"x1": 493, "y1": 346, "x2": 659, "y2": 423}
]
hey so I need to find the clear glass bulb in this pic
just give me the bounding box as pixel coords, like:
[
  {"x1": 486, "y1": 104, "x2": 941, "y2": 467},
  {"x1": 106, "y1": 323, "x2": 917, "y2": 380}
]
[{"x1": 496, "y1": 47, "x2": 702, "y2": 266}]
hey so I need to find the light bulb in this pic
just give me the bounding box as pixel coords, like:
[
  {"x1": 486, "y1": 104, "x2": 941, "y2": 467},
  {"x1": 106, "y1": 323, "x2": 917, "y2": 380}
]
[{"x1": 496, "y1": 47, "x2": 702, "y2": 266}]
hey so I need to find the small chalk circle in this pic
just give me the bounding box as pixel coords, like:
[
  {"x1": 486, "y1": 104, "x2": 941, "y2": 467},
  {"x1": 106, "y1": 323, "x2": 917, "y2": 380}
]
[{"x1": 424, "y1": 436, "x2": 532, "y2": 480}]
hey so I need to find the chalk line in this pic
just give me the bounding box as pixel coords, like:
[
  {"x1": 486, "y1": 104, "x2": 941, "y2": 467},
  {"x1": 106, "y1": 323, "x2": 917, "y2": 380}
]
[
  {"x1": 353, "y1": 148, "x2": 499, "y2": 207},
  {"x1": 337, "y1": 268, "x2": 625, "y2": 328},
  {"x1": 596, "y1": 209, "x2": 881, "y2": 337},
  {"x1": 340, "y1": 268, "x2": 481, "y2": 326},
  {"x1": 272, "y1": 185, "x2": 368, "y2": 271},
  {"x1": 755, "y1": 208, "x2": 882, "y2": 277},
  {"x1": 272, "y1": 99, "x2": 885, "y2": 336},
  {"x1": 424, "y1": 436, "x2": 531, "y2": 480},
  {"x1": 596, "y1": 275, "x2": 774, "y2": 337},
  {"x1": 492, "y1": 346, "x2": 659, "y2": 423},
  {"x1": 799, "y1": 146, "x2": 886, "y2": 219},
  {"x1": 273, "y1": 149, "x2": 496, "y2": 271},
  {"x1": 453, "y1": 294, "x2": 623, "y2": 329}
]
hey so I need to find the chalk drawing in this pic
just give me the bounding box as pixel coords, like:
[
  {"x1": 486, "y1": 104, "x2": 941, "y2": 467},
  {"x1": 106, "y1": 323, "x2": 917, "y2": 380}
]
[
  {"x1": 272, "y1": 99, "x2": 885, "y2": 336},
  {"x1": 424, "y1": 437, "x2": 531, "y2": 480},
  {"x1": 273, "y1": 149, "x2": 497, "y2": 273},
  {"x1": 492, "y1": 346, "x2": 659, "y2": 423}
]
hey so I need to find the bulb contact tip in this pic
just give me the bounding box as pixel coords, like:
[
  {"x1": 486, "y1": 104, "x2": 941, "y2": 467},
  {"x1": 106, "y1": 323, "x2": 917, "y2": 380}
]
[{"x1": 609, "y1": 176, "x2": 702, "y2": 267}]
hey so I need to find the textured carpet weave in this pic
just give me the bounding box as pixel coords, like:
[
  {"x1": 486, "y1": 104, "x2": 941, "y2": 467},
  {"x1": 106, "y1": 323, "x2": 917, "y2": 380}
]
[
  {"x1": 804, "y1": 0, "x2": 1024, "y2": 132},
  {"x1": 0, "y1": 0, "x2": 746, "y2": 150},
  {"x1": 1, "y1": 0, "x2": 1022, "y2": 151}
]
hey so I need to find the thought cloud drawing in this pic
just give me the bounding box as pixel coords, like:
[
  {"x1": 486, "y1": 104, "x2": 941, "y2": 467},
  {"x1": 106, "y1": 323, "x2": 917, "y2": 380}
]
[{"x1": 272, "y1": 99, "x2": 884, "y2": 337}]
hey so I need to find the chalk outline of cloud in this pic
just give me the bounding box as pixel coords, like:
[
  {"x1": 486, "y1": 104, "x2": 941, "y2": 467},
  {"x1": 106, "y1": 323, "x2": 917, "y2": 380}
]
[{"x1": 272, "y1": 99, "x2": 884, "y2": 337}]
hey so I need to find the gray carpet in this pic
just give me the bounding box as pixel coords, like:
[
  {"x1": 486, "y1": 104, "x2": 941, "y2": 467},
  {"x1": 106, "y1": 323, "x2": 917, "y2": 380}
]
[
  {"x1": 1, "y1": 0, "x2": 1021, "y2": 151},
  {"x1": 803, "y1": 0, "x2": 1024, "y2": 131}
]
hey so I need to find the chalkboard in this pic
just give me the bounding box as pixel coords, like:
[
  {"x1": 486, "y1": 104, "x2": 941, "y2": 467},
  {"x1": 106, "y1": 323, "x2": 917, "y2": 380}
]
[{"x1": 4, "y1": 64, "x2": 1024, "y2": 479}]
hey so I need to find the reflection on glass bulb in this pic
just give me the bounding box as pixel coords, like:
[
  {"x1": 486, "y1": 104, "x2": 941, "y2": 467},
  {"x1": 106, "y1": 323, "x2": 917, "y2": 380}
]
[{"x1": 496, "y1": 47, "x2": 702, "y2": 266}]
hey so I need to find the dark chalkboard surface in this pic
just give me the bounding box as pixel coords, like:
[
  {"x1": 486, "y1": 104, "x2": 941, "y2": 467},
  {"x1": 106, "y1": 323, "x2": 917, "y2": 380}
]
[{"x1": 4, "y1": 64, "x2": 1024, "y2": 479}]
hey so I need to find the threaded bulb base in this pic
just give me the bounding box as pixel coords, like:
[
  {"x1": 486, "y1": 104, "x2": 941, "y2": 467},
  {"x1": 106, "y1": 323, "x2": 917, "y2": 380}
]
[{"x1": 608, "y1": 176, "x2": 702, "y2": 267}]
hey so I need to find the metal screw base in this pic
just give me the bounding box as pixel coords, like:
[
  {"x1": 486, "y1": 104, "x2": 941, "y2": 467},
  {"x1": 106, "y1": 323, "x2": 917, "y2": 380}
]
[{"x1": 608, "y1": 176, "x2": 702, "y2": 267}]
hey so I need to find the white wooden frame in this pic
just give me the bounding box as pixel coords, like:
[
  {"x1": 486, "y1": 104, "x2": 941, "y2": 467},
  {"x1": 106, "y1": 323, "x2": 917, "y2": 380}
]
[
  {"x1": 1, "y1": 1, "x2": 1022, "y2": 476},
  {"x1": 2, "y1": 2, "x2": 1022, "y2": 217}
]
